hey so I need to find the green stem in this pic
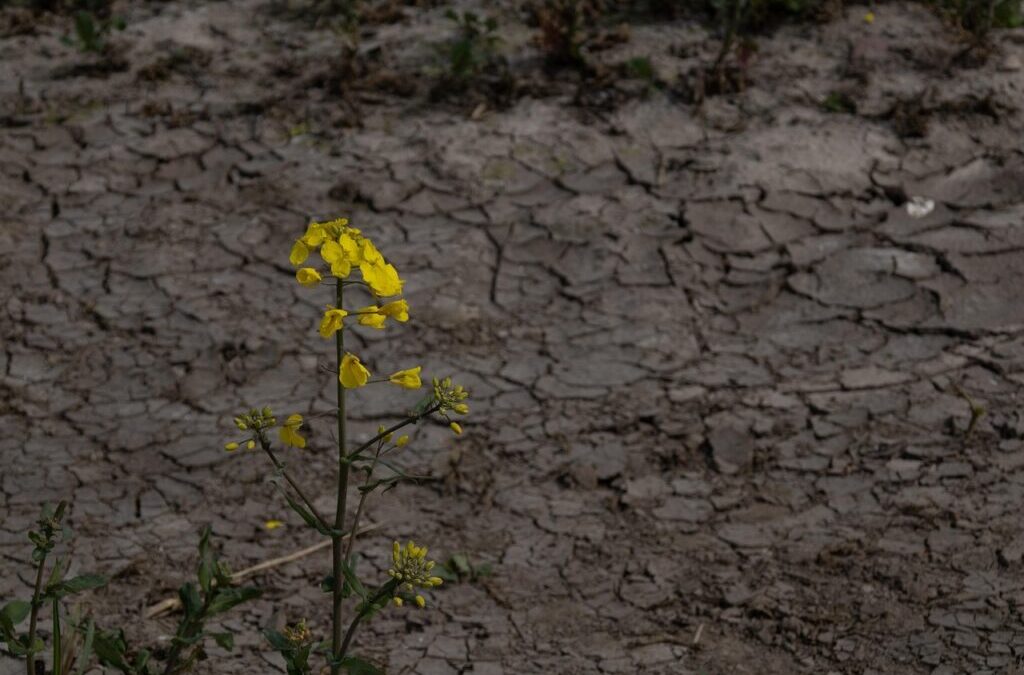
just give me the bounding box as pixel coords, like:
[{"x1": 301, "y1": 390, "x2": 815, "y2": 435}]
[
  {"x1": 331, "y1": 282, "x2": 349, "y2": 675},
  {"x1": 51, "y1": 598, "x2": 61, "y2": 675},
  {"x1": 26, "y1": 551, "x2": 48, "y2": 675},
  {"x1": 343, "y1": 443, "x2": 385, "y2": 564}
]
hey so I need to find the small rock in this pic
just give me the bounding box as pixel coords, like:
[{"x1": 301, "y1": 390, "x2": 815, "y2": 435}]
[{"x1": 707, "y1": 426, "x2": 754, "y2": 475}]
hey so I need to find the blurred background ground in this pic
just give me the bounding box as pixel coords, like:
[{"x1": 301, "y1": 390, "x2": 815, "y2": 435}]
[{"x1": 2, "y1": 0, "x2": 1024, "y2": 673}]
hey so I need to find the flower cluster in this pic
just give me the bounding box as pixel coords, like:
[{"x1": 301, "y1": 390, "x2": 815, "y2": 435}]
[
  {"x1": 282, "y1": 619, "x2": 313, "y2": 646},
  {"x1": 388, "y1": 541, "x2": 443, "y2": 608},
  {"x1": 289, "y1": 217, "x2": 404, "y2": 300},
  {"x1": 432, "y1": 377, "x2": 470, "y2": 435},
  {"x1": 224, "y1": 407, "x2": 307, "y2": 451},
  {"x1": 289, "y1": 218, "x2": 422, "y2": 394}
]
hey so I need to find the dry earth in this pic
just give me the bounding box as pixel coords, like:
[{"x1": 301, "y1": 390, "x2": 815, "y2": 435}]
[{"x1": 3, "y1": 1, "x2": 1024, "y2": 673}]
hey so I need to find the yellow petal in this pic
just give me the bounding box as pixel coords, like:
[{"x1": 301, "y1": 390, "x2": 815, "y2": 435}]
[
  {"x1": 339, "y1": 352, "x2": 371, "y2": 388},
  {"x1": 357, "y1": 307, "x2": 387, "y2": 329},
  {"x1": 319, "y1": 308, "x2": 348, "y2": 339},
  {"x1": 388, "y1": 367, "x2": 422, "y2": 390},
  {"x1": 301, "y1": 222, "x2": 325, "y2": 247},
  {"x1": 289, "y1": 240, "x2": 309, "y2": 266},
  {"x1": 296, "y1": 268, "x2": 322, "y2": 287},
  {"x1": 380, "y1": 299, "x2": 410, "y2": 322},
  {"x1": 321, "y1": 240, "x2": 343, "y2": 264}
]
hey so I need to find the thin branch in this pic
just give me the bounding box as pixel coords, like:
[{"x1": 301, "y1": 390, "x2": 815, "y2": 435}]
[
  {"x1": 346, "y1": 403, "x2": 442, "y2": 462},
  {"x1": 258, "y1": 436, "x2": 331, "y2": 533}
]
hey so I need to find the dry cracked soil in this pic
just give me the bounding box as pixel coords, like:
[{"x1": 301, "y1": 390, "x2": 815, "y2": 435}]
[{"x1": 3, "y1": 1, "x2": 1024, "y2": 673}]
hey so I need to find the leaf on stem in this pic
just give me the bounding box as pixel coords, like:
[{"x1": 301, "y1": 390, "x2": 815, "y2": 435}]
[
  {"x1": 339, "y1": 560, "x2": 367, "y2": 600},
  {"x1": 46, "y1": 574, "x2": 107, "y2": 599},
  {"x1": 338, "y1": 655, "x2": 383, "y2": 675},
  {"x1": 0, "y1": 599, "x2": 31, "y2": 636},
  {"x1": 206, "y1": 587, "x2": 261, "y2": 617}
]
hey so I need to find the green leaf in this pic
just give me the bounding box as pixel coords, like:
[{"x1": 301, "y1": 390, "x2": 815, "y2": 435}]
[
  {"x1": 92, "y1": 627, "x2": 132, "y2": 672},
  {"x1": 1, "y1": 600, "x2": 31, "y2": 626},
  {"x1": 8, "y1": 634, "x2": 45, "y2": 657},
  {"x1": 209, "y1": 632, "x2": 234, "y2": 650},
  {"x1": 410, "y1": 392, "x2": 435, "y2": 417},
  {"x1": 205, "y1": 586, "x2": 260, "y2": 616},
  {"x1": 48, "y1": 574, "x2": 108, "y2": 599},
  {"x1": 197, "y1": 526, "x2": 215, "y2": 596},
  {"x1": 133, "y1": 648, "x2": 151, "y2": 673},
  {"x1": 263, "y1": 629, "x2": 291, "y2": 652},
  {"x1": 339, "y1": 655, "x2": 383, "y2": 675},
  {"x1": 280, "y1": 489, "x2": 336, "y2": 538},
  {"x1": 449, "y1": 553, "x2": 471, "y2": 576},
  {"x1": 179, "y1": 582, "x2": 202, "y2": 621},
  {"x1": 339, "y1": 560, "x2": 367, "y2": 600}
]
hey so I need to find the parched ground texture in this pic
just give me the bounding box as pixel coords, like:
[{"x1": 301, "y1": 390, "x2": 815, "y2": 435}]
[{"x1": 3, "y1": 1, "x2": 1024, "y2": 673}]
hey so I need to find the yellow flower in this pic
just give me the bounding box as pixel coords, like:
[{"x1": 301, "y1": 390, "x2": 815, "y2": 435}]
[
  {"x1": 361, "y1": 261, "x2": 404, "y2": 297},
  {"x1": 453, "y1": 403, "x2": 469, "y2": 415},
  {"x1": 289, "y1": 240, "x2": 309, "y2": 266},
  {"x1": 282, "y1": 619, "x2": 311, "y2": 645},
  {"x1": 321, "y1": 240, "x2": 343, "y2": 265},
  {"x1": 264, "y1": 519, "x2": 284, "y2": 530},
  {"x1": 319, "y1": 307, "x2": 348, "y2": 338},
  {"x1": 330, "y1": 259, "x2": 352, "y2": 279},
  {"x1": 340, "y1": 352, "x2": 371, "y2": 388},
  {"x1": 296, "y1": 268, "x2": 322, "y2": 287},
  {"x1": 396, "y1": 435, "x2": 409, "y2": 447},
  {"x1": 279, "y1": 413, "x2": 306, "y2": 449},
  {"x1": 388, "y1": 540, "x2": 439, "y2": 606},
  {"x1": 357, "y1": 306, "x2": 387, "y2": 329},
  {"x1": 301, "y1": 221, "x2": 326, "y2": 247},
  {"x1": 339, "y1": 233, "x2": 362, "y2": 264},
  {"x1": 247, "y1": 440, "x2": 256, "y2": 450},
  {"x1": 393, "y1": 597, "x2": 403, "y2": 607},
  {"x1": 389, "y1": 367, "x2": 422, "y2": 390},
  {"x1": 362, "y1": 239, "x2": 384, "y2": 266},
  {"x1": 864, "y1": 10, "x2": 875, "y2": 22},
  {"x1": 224, "y1": 442, "x2": 239, "y2": 452},
  {"x1": 450, "y1": 422, "x2": 463, "y2": 435},
  {"x1": 380, "y1": 299, "x2": 409, "y2": 322}
]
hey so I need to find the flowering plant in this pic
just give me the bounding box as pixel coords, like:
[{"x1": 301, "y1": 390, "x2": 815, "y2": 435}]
[{"x1": 224, "y1": 218, "x2": 470, "y2": 675}]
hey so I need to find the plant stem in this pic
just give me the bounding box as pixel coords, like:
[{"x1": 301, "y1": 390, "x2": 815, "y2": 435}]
[
  {"x1": 26, "y1": 550, "x2": 48, "y2": 675},
  {"x1": 331, "y1": 282, "x2": 349, "y2": 675},
  {"x1": 52, "y1": 598, "x2": 61, "y2": 675},
  {"x1": 257, "y1": 437, "x2": 330, "y2": 532},
  {"x1": 343, "y1": 444, "x2": 385, "y2": 564}
]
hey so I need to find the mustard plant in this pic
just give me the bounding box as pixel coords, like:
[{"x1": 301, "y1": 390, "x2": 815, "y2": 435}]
[
  {"x1": 223, "y1": 217, "x2": 470, "y2": 675},
  {"x1": 1, "y1": 504, "x2": 258, "y2": 675}
]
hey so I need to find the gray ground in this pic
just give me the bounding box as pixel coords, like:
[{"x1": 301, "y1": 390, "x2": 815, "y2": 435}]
[{"x1": 3, "y1": 1, "x2": 1024, "y2": 673}]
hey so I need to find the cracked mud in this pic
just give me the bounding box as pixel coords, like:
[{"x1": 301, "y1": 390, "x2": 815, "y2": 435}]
[{"x1": 3, "y1": 2, "x2": 1024, "y2": 673}]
